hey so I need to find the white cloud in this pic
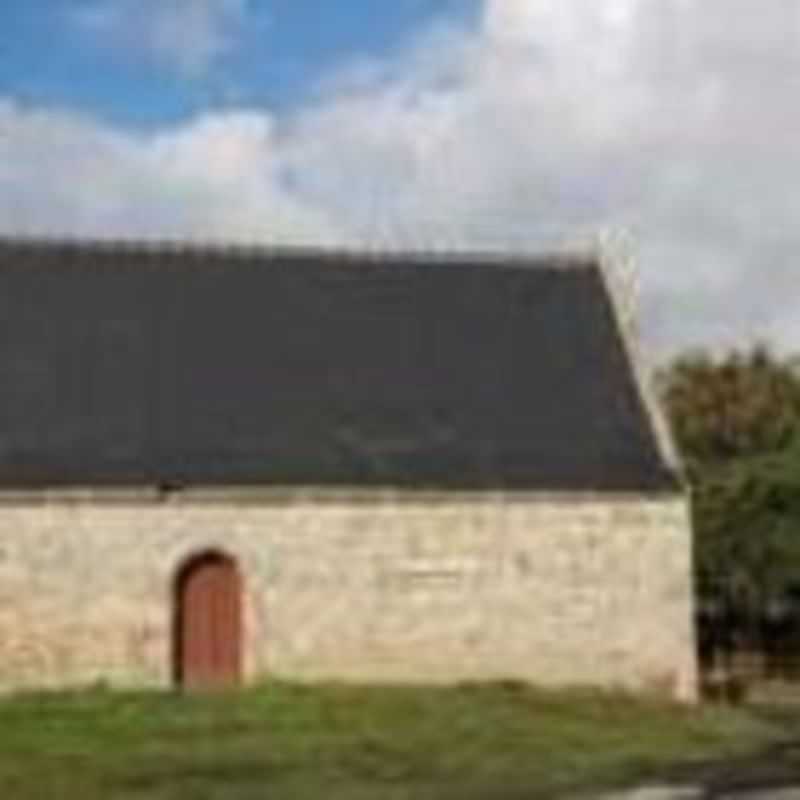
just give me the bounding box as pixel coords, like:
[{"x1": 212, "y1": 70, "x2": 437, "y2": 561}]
[
  {"x1": 485, "y1": 0, "x2": 639, "y2": 48},
  {"x1": 5, "y1": 0, "x2": 800, "y2": 356},
  {"x1": 71, "y1": 0, "x2": 249, "y2": 76},
  {"x1": 0, "y1": 102, "x2": 340, "y2": 242}
]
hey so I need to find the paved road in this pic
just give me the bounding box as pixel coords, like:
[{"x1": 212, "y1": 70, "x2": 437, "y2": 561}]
[
  {"x1": 593, "y1": 787, "x2": 800, "y2": 799},
  {"x1": 584, "y1": 739, "x2": 800, "y2": 799}
]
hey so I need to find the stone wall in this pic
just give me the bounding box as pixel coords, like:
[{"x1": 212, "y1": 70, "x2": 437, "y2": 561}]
[{"x1": 0, "y1": 489, "x2": 697, "y2": 701}]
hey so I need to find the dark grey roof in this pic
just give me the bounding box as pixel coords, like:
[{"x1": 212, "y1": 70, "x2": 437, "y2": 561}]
[{"x1": 0, "y1": 238, "x2": 678, "y2": 491}]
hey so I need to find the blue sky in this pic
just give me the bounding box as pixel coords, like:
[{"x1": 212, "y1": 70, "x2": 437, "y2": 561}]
[
  {"x1": 1, "y1": 0, "x2": 799, "y2": 355},
  {"x1": 0, "y1": 0, "x2": 481, "y2": 126}
]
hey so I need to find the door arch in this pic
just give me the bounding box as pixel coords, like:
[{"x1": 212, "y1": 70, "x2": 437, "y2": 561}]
[{"x1": 173, "y1": 551, "x2": 242, "y2": 689}]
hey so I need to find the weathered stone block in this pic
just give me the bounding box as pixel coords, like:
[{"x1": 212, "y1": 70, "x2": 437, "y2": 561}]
[{"x1": 0, "y1": 489, "x2": 697, "y2": 701}]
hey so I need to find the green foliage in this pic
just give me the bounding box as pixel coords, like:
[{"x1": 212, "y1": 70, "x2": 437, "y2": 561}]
[
  {"x1": 658, "y1": 346, "x2": 800, "y2": 469},
  {"x1": 659, "y1": 345, "x2": 800, "y2": 623},
  {"x1": 692, "y1": 443, "x2": 800, "y2": 607}
]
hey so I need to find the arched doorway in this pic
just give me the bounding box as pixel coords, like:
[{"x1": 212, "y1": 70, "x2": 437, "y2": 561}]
[{"x1": 174, "y1": 552, "x2": 242, "y2": 689}]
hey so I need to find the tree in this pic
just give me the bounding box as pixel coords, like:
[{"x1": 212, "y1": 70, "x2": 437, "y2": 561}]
[
  {"x1": 659, "y1": 346, "x2": 800, "y2": 661},
  {"x1": 692, "y1": 444, "x2": 800, "y2": 611},
  {"x1": 657, "y1": 345, "x2": 800, "y2": 470}
]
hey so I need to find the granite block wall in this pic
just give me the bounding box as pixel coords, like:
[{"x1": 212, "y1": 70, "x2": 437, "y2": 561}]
[{"x1": 0, "y1": 489, "x2": 697, "y2": 701}]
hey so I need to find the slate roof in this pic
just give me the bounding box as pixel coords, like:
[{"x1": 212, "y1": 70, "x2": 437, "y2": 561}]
[{"x1": 0, "y1": 238, "x2": 679, "y2": 491}]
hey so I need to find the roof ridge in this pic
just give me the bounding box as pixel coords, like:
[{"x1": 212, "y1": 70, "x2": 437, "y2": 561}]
[{"x1": 0, "y1": 233, "x2": 599, "y2": 269}]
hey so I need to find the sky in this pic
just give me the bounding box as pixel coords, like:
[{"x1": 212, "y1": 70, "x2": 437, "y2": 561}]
[{"x1": 0, "y1": 0, "x2": 798, "y2": 359}]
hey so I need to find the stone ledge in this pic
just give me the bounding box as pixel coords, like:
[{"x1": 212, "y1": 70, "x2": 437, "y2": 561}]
[{"x1": 0, "y1": 486, "x2": 685, "y2": 507}]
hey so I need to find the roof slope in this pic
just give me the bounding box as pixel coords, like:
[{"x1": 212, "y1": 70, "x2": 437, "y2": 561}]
[{"x1": 0, "y1": 239, "x2": 678, "y2": 491}]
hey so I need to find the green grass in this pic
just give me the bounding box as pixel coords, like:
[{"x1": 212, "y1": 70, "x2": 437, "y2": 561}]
[{"x1": 0, "y1": 682, "x2": 783, "y2": 799}]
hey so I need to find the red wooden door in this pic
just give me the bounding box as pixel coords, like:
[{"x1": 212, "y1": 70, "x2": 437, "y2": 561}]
[{"x1": 177, "y1": 554, "x2": 242, "y2": 689}]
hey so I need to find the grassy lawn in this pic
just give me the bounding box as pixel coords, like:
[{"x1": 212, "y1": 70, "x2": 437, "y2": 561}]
[{"x1": 0, "y1": 681, "x2": 789, "y2": 799}]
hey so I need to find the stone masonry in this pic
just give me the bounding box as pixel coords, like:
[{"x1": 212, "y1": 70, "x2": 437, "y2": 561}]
[{"x1": 0, "y1": 488, "x2": 697, "y2": 701}]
